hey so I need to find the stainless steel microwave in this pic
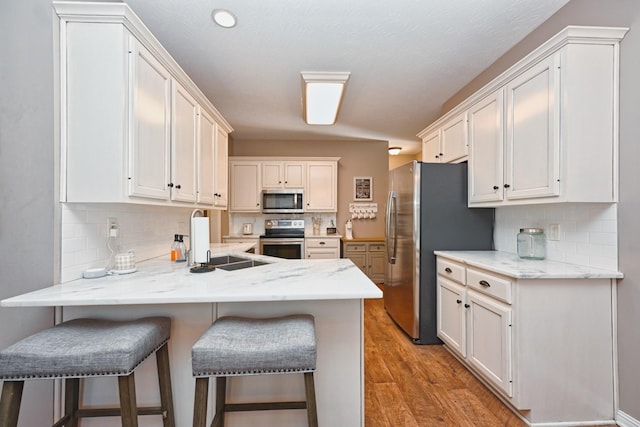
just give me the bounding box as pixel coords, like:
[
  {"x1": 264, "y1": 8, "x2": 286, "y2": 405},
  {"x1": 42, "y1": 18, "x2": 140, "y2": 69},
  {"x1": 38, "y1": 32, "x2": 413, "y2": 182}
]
[{"x1": 261, "y1": 189, "x2": 304, "y2": 213}]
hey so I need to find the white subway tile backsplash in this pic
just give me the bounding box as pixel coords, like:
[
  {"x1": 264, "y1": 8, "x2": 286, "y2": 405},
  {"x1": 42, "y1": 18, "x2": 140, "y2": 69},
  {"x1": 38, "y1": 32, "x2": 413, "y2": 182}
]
[
  {"x1": 494, "y1": 203, "x2": 618, "y2": 270},
  {"x1": 61, "y1": 203, "x2": 199, "y2": 283}
]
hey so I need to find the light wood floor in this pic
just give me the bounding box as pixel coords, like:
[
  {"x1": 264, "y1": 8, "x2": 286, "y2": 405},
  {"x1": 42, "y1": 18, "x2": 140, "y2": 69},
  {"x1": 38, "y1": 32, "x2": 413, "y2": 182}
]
[{"x1": 364, "y1": 293, "x2": 526, "y2": 427}]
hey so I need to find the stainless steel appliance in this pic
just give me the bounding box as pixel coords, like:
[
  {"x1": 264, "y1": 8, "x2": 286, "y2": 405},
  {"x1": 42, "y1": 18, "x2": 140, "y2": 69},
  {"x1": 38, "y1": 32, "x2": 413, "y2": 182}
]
[
  {"x1": 260, "y1": 219, "x2": 305, "y2": 259},
  {"x1": 261, "y1": 189, "x2": 304, "y2": 214},
  {"x1": 385, "y1": 161, "x2": 494, "y2": 344}
]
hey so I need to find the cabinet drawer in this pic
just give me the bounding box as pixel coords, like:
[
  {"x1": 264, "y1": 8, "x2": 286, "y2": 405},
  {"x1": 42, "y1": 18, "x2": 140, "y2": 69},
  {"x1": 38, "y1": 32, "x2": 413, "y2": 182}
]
[
  {"x1": 437, "y1": 258, "x2": 465, "y2": 285},
  {"x1": 367, "y1": 242, "x2": 385, "y2": 252},
  {"x1": 344, "y1": 243, "x2": 366, "y2": 252},
  {"x1": 306, "y1": 238, "x2": 339, "y2": 249},
  {"x1": 466, "y1": 268, "x2": 512, "y2": 304}
]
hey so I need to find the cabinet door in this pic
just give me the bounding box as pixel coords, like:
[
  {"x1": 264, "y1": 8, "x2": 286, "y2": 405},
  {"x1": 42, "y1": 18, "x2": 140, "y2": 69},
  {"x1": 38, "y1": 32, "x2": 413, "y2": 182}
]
[
  {"x1": 421, "y1": 130, "x2": 441, "y2": 163},
  {"x1": 440, "y1": 113, "x2": 468, "y2": 163},
  {"x1": 229, "y1": 161, "x2": 261, "y2": 211},
  {"x1": 345, "y1": 252, "x2": 367, "y2": 273},
  {"x1": 171, "y1": 81, "x2": 198, "y2": 202},
  {"x1": 213, "y1": 126, "x2": 228, "y2": 208},
  {"x1": 306, "y1": 161, "x2": 337, "y2": 212},
  {"x1": 284, "y1": 162, "x2": 305, "y2": 188},
  {"x1": 466, "y1": 290, "x2": 513, "y2": 397},
  {"x1": 505, "y1": 54, "x2": 560, "y2": 200},
  {"x1": 367, "y1": 252, "x2": 386, "y2": 283},
  {"x1": 468, "y1": 90, "x2": 504, "y2": 203},
  {"x1": 128, "y1": 38, "x2": 171, "y2": 200},
  {"x1": 437, "y1": 277, "x2": 466, "y2": 357},
  {"x1": 197, "y1": 108, "x2": 215, "y2": 205},
  {"x1": 262, "y1": 162, "x2": 283, "y2": 189}
]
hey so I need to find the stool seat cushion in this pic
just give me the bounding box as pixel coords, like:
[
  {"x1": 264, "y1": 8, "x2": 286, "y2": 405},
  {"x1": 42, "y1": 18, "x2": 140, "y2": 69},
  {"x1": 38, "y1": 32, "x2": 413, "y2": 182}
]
[
  {"x1": 0, "y1": 316, "x2": 171, "y2": 379},
  {"x1": 192, "y1": 315, "x2": 316, "y2": 377}
]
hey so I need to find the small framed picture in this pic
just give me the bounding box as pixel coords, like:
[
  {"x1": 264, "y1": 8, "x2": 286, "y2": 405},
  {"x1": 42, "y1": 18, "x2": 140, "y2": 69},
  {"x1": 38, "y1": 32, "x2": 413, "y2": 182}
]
[{"x1": 354, "y1": 176, "x2": 373, "y2": 201}]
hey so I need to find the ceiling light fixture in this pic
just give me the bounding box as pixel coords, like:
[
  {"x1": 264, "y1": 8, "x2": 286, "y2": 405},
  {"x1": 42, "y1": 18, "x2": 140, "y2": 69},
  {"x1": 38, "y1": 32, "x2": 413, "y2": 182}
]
[
  {"x1": 211, "y1": 9, "x2": 237, "y2": 28},
  {"x1": 301, "y1": 72, "x2": 350, "y2": 125},
  {"x1": 388, "y1": 147, "x2": 402, "y2": 156}
]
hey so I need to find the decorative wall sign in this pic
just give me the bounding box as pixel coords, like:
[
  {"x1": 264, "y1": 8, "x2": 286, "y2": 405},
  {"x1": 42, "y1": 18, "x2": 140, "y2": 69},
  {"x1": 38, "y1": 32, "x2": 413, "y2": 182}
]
[{"x1": 354, "y1": 176, "x2": 373, "y2": 201}]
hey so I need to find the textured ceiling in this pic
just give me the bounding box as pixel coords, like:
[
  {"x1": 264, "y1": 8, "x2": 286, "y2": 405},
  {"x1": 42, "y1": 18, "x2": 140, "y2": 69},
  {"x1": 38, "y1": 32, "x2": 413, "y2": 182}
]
[{"x1": 124, "y1": 0, "x2": 570, "y2": 154}]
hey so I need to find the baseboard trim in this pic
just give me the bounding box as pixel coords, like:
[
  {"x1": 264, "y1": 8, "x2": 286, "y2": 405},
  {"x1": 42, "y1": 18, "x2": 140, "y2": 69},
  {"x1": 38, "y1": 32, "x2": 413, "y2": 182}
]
[{"x1": 617, "y1": 410, "x2": 640, "y2": 427}]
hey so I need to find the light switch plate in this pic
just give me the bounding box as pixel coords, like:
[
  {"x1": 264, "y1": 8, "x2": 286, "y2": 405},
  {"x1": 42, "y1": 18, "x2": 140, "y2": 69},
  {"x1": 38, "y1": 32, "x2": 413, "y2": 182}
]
[{"x1": 549, "y1": 224, "x2": 560, "y2": 241}]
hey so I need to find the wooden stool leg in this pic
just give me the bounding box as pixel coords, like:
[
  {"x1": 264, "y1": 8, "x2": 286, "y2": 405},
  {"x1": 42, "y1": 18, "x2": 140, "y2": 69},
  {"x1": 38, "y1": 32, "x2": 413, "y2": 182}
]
[
  {"x1": 64, "y1": 378, "x2": 80, "y2": 427},
  {"x1": 304, "y1": 373, "x2": 318, "y2": 427},
  {"x1": 212, "y1": 377, "x2": 227, "y2": 427},
  {"x1": 118, "y1": 373, "x2": 139, "y2": 427},
  {"x1": 155, "y1": 343, "x2": 176, "y2": 427},
  {"x1": 193, "y1": 377, "x2": 209, "y2": 427},
  {"x1": 0, "y1": 380, "x2": 24, "y2": 427}
]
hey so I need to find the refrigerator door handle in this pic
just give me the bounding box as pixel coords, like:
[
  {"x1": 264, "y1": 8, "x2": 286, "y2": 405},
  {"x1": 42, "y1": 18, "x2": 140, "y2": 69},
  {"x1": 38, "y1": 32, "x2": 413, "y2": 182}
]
[{"x1": 386, "y1": 191, "x2": 397, "y2": 264}]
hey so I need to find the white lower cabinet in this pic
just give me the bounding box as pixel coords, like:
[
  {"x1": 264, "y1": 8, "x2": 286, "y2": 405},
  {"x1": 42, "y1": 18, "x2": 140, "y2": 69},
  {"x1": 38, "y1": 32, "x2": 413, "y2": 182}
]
[
  {"x1": 436, "y1": 253, "x2": 617, "y2": 425},
  {"x1": 466, "y1": 289, "x2": 512, "y2": 397},
  {"x1": 305, "y1": 237, "x2": 340, "y2": 259}
]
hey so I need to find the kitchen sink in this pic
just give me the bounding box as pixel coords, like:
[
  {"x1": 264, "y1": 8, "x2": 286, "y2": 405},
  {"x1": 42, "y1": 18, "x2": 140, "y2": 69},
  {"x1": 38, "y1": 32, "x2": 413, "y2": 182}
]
[{"x1": 206, "y1": 255, "x2": 269, "y2": 271}]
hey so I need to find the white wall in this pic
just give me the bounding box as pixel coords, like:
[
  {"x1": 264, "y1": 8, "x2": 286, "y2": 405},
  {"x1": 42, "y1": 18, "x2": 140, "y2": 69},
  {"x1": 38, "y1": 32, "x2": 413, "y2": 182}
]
[
  {"x1": 494, "y1": 203, "x2": 618, "y2": 270},
  {"x1": 0, "y1": 0, "x2": 56, "y2": 425}
]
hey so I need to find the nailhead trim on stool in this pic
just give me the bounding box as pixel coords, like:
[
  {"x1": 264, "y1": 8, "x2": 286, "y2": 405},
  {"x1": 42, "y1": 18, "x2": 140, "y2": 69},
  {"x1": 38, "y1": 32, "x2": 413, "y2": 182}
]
[
  {"x1": 0, "y1": 316, "x2": 176, "y2": 427},
  {"x1": 191, "y1": 314, "x2": 318, "y2": 427}
]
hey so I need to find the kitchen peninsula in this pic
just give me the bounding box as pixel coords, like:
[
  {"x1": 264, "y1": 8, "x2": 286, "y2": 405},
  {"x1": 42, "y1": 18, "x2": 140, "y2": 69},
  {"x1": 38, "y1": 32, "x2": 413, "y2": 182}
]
[{"x1": 2, "y1": 243, "x2": 382, "y2": 427}]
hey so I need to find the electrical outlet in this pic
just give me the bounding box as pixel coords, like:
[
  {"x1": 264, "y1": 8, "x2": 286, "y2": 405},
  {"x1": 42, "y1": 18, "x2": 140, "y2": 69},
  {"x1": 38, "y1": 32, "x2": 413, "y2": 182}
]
[
  {"x1": 108, "y1": 217, "x2": 119, "y2": 237},
  {"x1": 549, "y1": 224, "x2": 560, "y2": 241}
]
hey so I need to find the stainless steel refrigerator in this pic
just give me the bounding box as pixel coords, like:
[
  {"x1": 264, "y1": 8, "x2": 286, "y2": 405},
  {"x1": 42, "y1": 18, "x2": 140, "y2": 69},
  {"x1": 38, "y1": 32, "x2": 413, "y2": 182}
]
[{"x1": 385, "y1": 161, "x2": 494, "y2": 344}]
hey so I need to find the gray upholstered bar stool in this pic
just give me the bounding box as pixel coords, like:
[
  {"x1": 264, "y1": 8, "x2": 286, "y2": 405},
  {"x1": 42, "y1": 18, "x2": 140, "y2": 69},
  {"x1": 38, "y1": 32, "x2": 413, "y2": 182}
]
[
  {"x1": 0, "y1": 316, "x2": 175, "y2": 427},
  {"x1": 191, "y1": 314, "x2": 318, "y2": 427}
]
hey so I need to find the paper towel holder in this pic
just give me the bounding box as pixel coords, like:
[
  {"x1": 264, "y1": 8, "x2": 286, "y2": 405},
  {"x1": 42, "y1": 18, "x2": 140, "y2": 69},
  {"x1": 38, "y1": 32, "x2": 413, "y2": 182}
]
[{"x1": 188, "y1": 209, "x2": 207, "y2": 266}]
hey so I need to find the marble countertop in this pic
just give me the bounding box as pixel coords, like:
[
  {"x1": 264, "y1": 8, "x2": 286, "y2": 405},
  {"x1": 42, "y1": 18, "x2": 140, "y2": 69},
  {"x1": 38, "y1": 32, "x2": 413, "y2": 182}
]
[
  {"x1": 434, "y1": 250, "x2": 623, "y2": 279},
  {"x1": 1, "y1": 243, "x2": 382, "y2": 308}
]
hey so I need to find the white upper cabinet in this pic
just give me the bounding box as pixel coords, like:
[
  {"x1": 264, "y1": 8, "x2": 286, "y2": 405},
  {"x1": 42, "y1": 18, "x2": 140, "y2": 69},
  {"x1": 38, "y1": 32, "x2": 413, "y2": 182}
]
[
  {"x1": 468, "y1": 90, "x2": 504, "y2": 203},
  {"x1": 306, "y1": 161, "x2": 337, "y2": 212},
  {"x1": 504, "y1": 54, "x2": 560, "y2": 201},
  {"x1": 170, "y1": 81, "x2": 198, "y2": 203},
  {"x1": 229, "y1": 160, "x2": 262, "y2": 212},
  {"x1": 261, "y1": 161, "x2": 306, "y2": 189},
  {"x1": 197, "y1": 108, "x2": 216, "y2": 205},
  {"x1": 439, "y1": 112, "x2": 468, "y2": 163},
  {"x1": 213, "y1": 126, "x2": 229, "y2": 208},
  {"x1": 228, "y1": 158, "x2": 339, "y2": 213},
  {"x1": 55, "y1": 2, "x2": 232, "y2": 207},
  {"x1": 421, "y1": 129, "x2": 441, "y2": 163},
  {"x1": 419, "y1": 26, "x2": 627, "y2": 207},
  {"x1": 469, "y1": 27, "x2": 626, "y2": 207},
  {"x1": 127, "y1": 37, "x2": 172, "y2": 200}
]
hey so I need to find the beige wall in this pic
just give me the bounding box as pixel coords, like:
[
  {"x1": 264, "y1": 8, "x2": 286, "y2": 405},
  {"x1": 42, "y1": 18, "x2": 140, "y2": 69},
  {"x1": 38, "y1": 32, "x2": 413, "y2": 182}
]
[
  {"x1": 441, "y1": 0, "x2": 640, "y2": 420},
  {"x1": 388, "y1": 153, "x2": 421, "y2": 170},
  {"x1": 230, "y1": 139, "x2": 388, "y2": 238}
]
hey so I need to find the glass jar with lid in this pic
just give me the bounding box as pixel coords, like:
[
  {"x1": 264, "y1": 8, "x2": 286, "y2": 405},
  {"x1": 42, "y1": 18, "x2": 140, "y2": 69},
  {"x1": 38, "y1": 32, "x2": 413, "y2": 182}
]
[{"x1": 517, "y1": 228, "x2": 546, "y2": 260}]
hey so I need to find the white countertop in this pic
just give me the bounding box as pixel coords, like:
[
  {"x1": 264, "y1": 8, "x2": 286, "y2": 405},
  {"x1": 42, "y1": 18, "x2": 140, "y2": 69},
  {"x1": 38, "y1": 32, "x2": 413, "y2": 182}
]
[
  {"x1": 1, "y1": 243, "x2": 382, "y2": 307},
  {"x1": 434, "y1": 250, "x2": 623, "y2": 279}
]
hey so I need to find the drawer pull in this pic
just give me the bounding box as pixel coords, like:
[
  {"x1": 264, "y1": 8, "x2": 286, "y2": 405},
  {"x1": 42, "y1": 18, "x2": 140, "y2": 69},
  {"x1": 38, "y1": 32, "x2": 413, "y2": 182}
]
[
  {"x1": 445, "y1": 267, "x2": 453, "y2": 273},
  {"x1": 320, "y1": 241, "x2": 326, "y2": 245},
  {"x1": 479, "y1": 280, "x2": 491, "y2": 287},
  {"x1": 464, "y1": 304, "x2": 470, "y2": 308},
  {"x1": 456, "y1": 299, "x2": 462, "y2": 304}
]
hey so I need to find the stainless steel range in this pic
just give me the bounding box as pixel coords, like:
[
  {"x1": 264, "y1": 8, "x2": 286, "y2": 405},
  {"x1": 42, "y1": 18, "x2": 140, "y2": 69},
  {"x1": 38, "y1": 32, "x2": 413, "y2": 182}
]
[{"x1": 260, "y1": 219, "x2": 305, "y2": 259}]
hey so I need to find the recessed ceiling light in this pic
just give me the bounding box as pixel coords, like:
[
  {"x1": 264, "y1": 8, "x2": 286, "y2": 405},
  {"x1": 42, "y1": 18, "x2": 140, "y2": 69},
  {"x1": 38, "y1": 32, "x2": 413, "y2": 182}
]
[{"x1": 211, "y1": 9, "x2": 237, "y2": 28}]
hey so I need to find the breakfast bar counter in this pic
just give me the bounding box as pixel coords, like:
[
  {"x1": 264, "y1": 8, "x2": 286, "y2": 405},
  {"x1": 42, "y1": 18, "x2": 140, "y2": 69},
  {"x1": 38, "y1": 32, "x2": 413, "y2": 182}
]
[{"x1": 1, "y1": 244, "x2": 382, "y2": 427}]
